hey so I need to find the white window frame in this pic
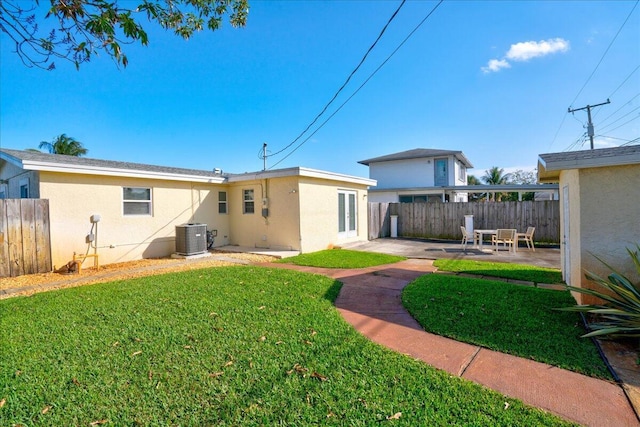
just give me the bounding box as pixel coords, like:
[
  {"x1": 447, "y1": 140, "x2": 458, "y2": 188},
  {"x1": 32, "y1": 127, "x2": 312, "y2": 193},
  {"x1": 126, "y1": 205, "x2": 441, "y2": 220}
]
[
  {"x1": 458, "y1": 161, "x2": 466, "y2": 182},
  {"x1": 218, "y1": 191, "x2": 228, "y2": 214},
  {"x1": 123, "y1": 187, "x2": 152, "y2": 216},
  {"x1": 19, "y1": 178, "x2": 29, "y2": 198},
  {"x1": 243, "y1": 189, "x2": 255, "y2": 214}
]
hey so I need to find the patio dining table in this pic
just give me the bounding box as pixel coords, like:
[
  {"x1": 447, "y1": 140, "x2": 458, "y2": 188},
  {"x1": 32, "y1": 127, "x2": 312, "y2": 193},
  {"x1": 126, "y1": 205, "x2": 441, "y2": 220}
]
[{"x1": 473, "y1": 229, "x2": 497, "y2": 251}]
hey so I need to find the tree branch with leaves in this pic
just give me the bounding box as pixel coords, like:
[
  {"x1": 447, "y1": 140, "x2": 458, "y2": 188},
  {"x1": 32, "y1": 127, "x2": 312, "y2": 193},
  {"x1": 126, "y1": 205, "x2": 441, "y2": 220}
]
[{"x1": 0, "y1": 0, "x2": 249, "y2": 70}]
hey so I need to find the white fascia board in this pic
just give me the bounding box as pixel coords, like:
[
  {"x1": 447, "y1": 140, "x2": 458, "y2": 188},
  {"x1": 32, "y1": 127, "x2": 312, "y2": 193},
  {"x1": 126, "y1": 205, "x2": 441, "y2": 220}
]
[
  {"x1": 228, "y1": 167, "x2": 377, "y2": 187},
  {"x1": 21, "y1": 160, "x2": 226, "y2": 184},
  {"x1": 544, "y1": 154, "x2": 640, "y2": 171},
  {"x1": 369, "y1": 184, "x2": 559, "y2": 193},
  {"x1": 0, "y1": 152, "x2": 25, "y2": 168}
]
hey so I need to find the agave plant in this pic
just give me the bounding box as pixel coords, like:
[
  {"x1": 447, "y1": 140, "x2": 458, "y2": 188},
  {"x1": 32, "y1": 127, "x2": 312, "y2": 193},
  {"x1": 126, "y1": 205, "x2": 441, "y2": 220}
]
[{"x1": 558, "y1": 244, "x2": 640, "y2": 339}]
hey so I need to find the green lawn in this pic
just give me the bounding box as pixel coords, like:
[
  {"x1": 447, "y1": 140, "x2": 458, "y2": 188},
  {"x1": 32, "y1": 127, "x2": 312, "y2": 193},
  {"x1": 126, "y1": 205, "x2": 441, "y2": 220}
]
[
  {"x1": 433, "y1": 259, "x2": 563, "y2": 284},
  {"x1": 0, "y1": 267, "x2": 571, "y2": 426},
  {"x1": 280, "y1": 249, "x2": 406, "y2": 268},
  {"x1": 402, "y1": 275, "x2": 611, "y2": 379}
]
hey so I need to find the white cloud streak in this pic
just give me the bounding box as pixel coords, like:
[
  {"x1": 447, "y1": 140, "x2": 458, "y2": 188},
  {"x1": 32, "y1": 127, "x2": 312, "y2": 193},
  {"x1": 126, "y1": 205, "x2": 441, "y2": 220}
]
[{"x1": 482, "y1": 38, "x2": 570, "y2": 74}]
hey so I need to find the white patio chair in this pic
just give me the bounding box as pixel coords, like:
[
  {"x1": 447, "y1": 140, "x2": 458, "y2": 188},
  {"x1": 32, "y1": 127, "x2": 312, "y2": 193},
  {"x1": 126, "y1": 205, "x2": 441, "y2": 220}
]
[
  {"x1": 516, "y1": 227, "x2": 535, "y2": 251},
  {"x1": 460, "y1": 226, "x2": 475, "y2": 250},
  {"x1": 492, "y1": 229, "x2": 516, "y2": 253}
]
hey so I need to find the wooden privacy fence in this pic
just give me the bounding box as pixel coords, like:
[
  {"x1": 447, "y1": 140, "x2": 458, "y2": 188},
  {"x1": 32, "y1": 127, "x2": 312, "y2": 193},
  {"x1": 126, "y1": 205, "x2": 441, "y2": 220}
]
[
  {"x1": 369, "y1": 200, "x2": 560, "y2": 243},
  {"x1": 0, "y1": 199, "x2": 52, "y2": 277}
]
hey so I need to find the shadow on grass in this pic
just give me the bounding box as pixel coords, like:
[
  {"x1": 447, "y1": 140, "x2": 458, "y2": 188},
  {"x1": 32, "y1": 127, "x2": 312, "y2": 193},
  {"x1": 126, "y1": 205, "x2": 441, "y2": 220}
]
[{"x1": 322, "y1": 279, "x2": 343, "y2": 303}]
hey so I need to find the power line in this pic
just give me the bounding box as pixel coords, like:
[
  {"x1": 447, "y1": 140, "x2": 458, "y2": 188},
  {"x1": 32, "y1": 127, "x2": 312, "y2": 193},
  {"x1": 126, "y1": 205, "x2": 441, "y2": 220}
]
[
  {"x1": 620, "y1": 136, "x2": 640, "y2": 146},
  {"x1": 558, "y1": 2, "x2": 638, "y2": 151},
  {"x1": 609, "y1": 112, "x2": 640, "y2": 132},
  {"x1": 568, "y1": 0, "x2": 638, "y2": 108},
  {"x1": 598, "y1": 135, "x2": 639, "y2": 143},
  {"x1": 598, "y1": 92, "x2": 640, "y2": 126},
  {"x1": 563, "y1": 132, "x2": 588, "y2": 152},
  {"x1": 606, "y1": 64, "x2": 639, "y2": 101},
  {"x1": 269, "y1": 0, "x2": 445, "y2": 169},
  {"x1": 261, "y1": 0, "x2": 407, "y2": 161},
  {"x1": 599, "y1": 103, "x2": 640, "y2": 132}
]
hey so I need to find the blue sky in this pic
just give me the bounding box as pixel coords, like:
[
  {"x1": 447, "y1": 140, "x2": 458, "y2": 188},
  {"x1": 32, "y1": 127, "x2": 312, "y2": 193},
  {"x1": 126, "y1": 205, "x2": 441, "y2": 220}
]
[{"x1": 1, "y1": 0, "x2": 638, "y2": 179}]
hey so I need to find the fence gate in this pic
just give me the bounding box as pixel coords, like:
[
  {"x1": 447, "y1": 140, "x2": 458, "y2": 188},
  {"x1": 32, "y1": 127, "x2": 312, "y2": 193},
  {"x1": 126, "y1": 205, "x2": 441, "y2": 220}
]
[{"x1": 0, "y1": 199, "x2": 52, "y2": 277}]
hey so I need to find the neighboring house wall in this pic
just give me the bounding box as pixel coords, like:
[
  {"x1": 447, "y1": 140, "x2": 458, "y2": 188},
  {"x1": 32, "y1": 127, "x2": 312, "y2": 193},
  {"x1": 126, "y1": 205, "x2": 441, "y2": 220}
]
[
  {"x1": 38, "y1": 171, "x2": 230, "y2": 268},
  {"x1": 360, "y1": 149, "x2": 471, "y2": 203},
  {"x1": 367, "y1": 191, "x2": 398, "y2": 203},
  {"x1": 368, "y1": 155, "x2": 466, "y2": 189},
  {"x1": 0, "y1": 159, "x2": 40, "y2": 198},
  {"x1": 369, "y1": 158, "x2": 436, "y2": 188}
]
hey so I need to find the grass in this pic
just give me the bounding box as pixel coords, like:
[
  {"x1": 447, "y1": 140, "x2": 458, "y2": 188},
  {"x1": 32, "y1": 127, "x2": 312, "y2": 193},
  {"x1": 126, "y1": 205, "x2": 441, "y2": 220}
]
[
  {"x1": 280, "y1": 248, "x2": 406, "y2": 268},
  {"x1": 433, "y1": 259, "x2": 563, "y2": 284},
  {"x1": 402, "y1": 275, "x2": 611, "y2": 379},
  {"x1": 0, "y1": 266, "x2": 572, "y2": 426}
]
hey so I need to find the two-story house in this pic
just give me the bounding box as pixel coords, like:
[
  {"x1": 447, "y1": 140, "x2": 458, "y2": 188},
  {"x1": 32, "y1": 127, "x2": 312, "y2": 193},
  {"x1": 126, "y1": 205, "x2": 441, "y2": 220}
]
[{"x1": 358, "y1": 148, "x2": 473, "y2": 203}]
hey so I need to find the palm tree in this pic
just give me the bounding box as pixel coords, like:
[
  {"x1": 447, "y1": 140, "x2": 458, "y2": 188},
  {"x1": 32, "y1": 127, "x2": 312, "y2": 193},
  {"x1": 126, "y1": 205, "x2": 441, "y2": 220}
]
[
  {"x1": 38, "y1": 134, "x2": 88, "y2": 156},
  {"x1": 482, "y1": 166, "x2": 510, "y2": 201},
  {"x1": 466, "y1": 174, "x2": 484, "y2": 201}
]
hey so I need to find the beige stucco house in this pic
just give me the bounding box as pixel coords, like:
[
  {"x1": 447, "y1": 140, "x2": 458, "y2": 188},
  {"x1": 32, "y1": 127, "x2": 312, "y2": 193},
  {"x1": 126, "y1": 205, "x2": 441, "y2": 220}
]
[
  {"x1": 538, "y1": 145, "x2": 640, "y2": 304},
  {"x1": 0, "y1": 149, "x2": 375, "y2": 270}
]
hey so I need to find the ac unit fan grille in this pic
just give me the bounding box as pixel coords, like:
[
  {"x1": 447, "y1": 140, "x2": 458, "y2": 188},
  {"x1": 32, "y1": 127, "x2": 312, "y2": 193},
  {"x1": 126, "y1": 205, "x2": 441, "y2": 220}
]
[{"x1": 175, "y1": 223, "x2": 207, "y2": 255}]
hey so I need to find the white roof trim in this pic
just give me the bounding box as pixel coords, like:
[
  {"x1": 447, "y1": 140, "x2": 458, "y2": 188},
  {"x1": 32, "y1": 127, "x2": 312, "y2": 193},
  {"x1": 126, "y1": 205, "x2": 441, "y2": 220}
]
[
  {"x1": 228, "y1": 167, "x2": 376, "y2": 186},
  {"x1": 19, "y1": 159, "x2": 226, "y2": 184},
  {"x1": 369, "y1": 184, "x2": 558, "y2": 193},
  {"x1": 539, "y1": 153, "x2": 640, "y2": 172},
  {"x1": 537, "y1": 146, "x2": 640, "y2": 183}
]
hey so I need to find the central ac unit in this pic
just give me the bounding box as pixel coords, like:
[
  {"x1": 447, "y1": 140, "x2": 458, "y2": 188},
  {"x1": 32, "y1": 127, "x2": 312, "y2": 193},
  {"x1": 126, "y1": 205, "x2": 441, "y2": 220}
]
[{"x1": 175, "y1": 223, "x2": 207, "y2": 255}]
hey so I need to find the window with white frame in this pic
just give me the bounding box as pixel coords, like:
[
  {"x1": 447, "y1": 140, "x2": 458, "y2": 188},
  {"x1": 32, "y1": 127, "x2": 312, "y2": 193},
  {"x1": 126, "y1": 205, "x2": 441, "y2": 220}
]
[
  {"x1": 243, "y1": 189, "x2": 254, "y2": 214},
  {"x1": 218, "y1": 191, "x2": 228, "y2": 214},
  {"x1": 123, "y1": 187, "x2": 152, "y2": 215},
  {"x1": 458, "y1": 161, "x2": 466, "y2": 182},
  {"x1": 19, "y1": 178, "x2": 29, "y2": 198}
]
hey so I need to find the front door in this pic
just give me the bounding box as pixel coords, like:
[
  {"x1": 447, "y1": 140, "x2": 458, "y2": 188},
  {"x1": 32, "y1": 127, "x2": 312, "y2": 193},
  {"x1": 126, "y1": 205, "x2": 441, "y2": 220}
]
[
  {"x1": 338, "y1": 191, "x2": 357, "y2": 238},
  {"x1": 434, "y1": 158, "x2": 448, "y2": 186}
]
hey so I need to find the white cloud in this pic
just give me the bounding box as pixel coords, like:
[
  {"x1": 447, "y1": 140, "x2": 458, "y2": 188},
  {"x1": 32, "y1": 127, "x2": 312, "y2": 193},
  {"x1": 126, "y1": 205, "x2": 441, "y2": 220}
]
[
  {"x1": 482, "y1": 37, "x2": 570, "y2": 73},
  {"x1": 481, "y1": 59, "x2": 511, "y2": 74},
  {"x1": 506, "y1": 38, "x2": 570, "y2": 61}
]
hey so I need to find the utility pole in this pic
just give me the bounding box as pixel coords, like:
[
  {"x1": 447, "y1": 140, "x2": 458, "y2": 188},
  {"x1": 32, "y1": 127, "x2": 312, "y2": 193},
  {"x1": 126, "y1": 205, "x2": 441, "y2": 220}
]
[
  {"x1": 568, "y1": 99, "x2": 610, "y2": 149},
  {"x1": 263, "y1": 142, "x2": 267, "y2": 171}
]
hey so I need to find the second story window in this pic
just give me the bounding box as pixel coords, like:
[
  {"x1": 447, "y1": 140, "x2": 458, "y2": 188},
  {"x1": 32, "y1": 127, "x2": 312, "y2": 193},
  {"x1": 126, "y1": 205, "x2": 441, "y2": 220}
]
[
  {"x1": 458, "y1": 162, "x2": 466, "y2": 181},
  {"x1": 19, "y1": 178, "x2": 29, "y2": 198}
]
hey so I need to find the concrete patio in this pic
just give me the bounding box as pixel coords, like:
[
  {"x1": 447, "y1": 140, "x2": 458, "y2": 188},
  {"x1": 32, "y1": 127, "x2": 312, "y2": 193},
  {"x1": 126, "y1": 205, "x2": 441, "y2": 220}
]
[{"x1": 341, "y1": 237, "x2": 561, "y2": 269}]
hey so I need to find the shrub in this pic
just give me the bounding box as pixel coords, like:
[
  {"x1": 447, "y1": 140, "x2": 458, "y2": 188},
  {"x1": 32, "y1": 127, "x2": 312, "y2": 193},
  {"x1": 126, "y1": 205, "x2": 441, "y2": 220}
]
[{"x1": 558, "y1": 244, "x2": 640, "y2": 339}]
